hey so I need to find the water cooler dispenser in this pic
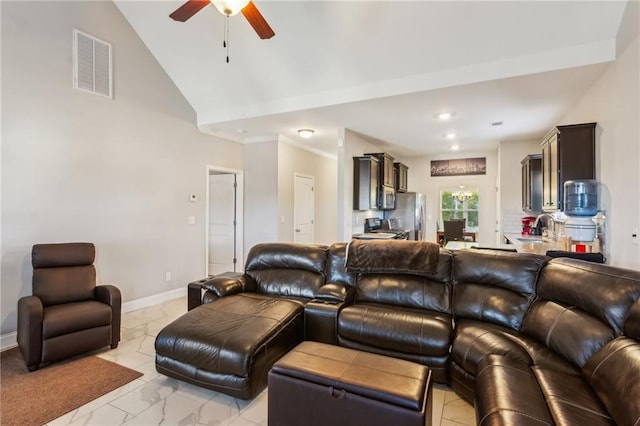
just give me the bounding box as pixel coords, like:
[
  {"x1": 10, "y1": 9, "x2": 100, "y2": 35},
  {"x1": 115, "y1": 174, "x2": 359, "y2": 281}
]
[{"x1": 563, "y1": 179, "x2": 601, "y2": 252}]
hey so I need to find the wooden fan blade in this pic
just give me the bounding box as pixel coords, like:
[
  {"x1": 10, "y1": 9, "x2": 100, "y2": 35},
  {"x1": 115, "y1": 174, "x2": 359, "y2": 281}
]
[
  {"x1": 170, "y1": 0, "x2": 210, "y2": 22},
  {"x1": 241, "y1": 1, "x2": 275, "y2": 39}
]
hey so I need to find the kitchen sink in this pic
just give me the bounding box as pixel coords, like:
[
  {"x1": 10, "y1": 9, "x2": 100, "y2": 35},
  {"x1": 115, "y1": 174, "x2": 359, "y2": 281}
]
[{"x1": 516, "y1": 237, "x2": 545, "y2": 243}]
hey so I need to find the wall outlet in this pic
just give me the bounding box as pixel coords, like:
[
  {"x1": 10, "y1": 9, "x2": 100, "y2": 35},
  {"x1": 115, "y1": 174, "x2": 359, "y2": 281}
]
[
  {"x1": 633, "y1": 228, "x2": 639, "y2": 245},
  {"x1": 165, "y1": 271, "x2": 171, "y2": 281},
  {"x1": 187, "y1": 216, "x2": 196, "y2": 225}
]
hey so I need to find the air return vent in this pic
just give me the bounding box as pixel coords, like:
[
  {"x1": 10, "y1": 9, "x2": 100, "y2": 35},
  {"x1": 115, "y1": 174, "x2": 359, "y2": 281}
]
[{"x1": 73, "y1": 29, "x2": 112, "y2": 98}]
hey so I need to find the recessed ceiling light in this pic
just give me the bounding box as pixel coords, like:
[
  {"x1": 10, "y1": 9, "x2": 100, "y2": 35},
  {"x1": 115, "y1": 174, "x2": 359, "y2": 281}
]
[
  {"x1": 445, "y1": 132, "x2": 457, "y2": 140},
  {"x1": 437, "y1": 112, "x2": 452, "y2": 120},
  {"x1": 450, "y1": 145, "x2": 460, "y2": 151},
  {"x1": 297, "y1": 129, "x2": 315, "y2": 139}
]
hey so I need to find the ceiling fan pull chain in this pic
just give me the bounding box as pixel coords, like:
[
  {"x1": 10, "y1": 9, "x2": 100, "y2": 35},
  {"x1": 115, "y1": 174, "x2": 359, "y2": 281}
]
[{"x1": 225, "y1": 16, "x2": 230, "y2": 63}]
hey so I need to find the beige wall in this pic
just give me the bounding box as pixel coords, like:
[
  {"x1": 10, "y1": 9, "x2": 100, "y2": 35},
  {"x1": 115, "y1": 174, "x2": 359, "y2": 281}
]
[
  {"x1": 1, "y1": 1, "x2": 244, "y2": 337},
  {"x1": 244, "y1": 140, "x2": 279, "y2": 251},
  {"x1": 558, "y1": 1, "x2": 639, "y2": 268}
]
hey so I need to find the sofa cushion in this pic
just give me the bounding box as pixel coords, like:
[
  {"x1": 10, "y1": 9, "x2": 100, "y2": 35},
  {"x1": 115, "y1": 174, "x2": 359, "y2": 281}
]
[
  {"x1": 522, "y1": 300, "x2": 615, "y2": 369},
  {"x1": 582, "y1": 337, "x2": 640, "y2": 426},
  {"x1": 533, "y1": 366, "x2": 613, "y2": 425},
  {"x1": 325, "y1": 243, "x2": 355, "y2": 287},
  {"x1": 452, "y1": 250, "x2": 546, "y2": 330},
  {"x1": 245, "y1": 243, "x2": 328, "y2": 299},
  {"x1": 42, "y1": 300, "x2": 112, "y2": 339},
  {"x1": 338, "y1": 302, "x2": 452, "y2": 357},
  {"x1": 355, "y1": 273, "x2": 451, "y2": 313},
  {"x1": 155, "y1": 293, "x2": 304, "y2": 378},
  {"x1": 536, "y1": 258, "x2": 640, "y2": 335},
  {"x1": 475, "y1": 354, "x2": 554, "y2": 426},
  {"x1": 451, "y1": 320, "x2": 532, "y2": 374}
]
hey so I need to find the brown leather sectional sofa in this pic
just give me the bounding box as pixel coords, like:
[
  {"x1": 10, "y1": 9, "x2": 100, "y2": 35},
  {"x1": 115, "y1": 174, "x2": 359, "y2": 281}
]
[{"x1": 157, "y1": 240, "x2": 640, "y2": 425}]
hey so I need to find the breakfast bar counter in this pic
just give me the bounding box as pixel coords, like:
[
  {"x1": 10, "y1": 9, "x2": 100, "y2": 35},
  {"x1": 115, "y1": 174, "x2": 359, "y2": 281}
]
[{"x1": 503, "y1": 233, "x2": 566, "y2": 255}]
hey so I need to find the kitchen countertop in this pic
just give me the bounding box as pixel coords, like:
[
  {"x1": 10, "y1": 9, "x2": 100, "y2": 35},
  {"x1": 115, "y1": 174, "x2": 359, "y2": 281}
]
[{"x1": 503, "y1": 233, "x2": 566, "y2": 255}]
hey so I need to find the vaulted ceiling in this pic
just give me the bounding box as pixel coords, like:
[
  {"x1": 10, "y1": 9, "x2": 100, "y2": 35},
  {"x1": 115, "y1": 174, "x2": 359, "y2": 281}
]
[{"x1": 115, "y1": 1, "x2": 629, "y2": 157}]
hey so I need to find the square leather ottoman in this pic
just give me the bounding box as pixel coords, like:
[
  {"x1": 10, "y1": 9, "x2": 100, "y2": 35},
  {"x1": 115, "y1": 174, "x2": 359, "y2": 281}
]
[
  {"x1": 268, "y1": 341, "x2": 432, "y2": 426},
  {"x1": 155, "y1": 293, "x2": 304, "y2": 399}
]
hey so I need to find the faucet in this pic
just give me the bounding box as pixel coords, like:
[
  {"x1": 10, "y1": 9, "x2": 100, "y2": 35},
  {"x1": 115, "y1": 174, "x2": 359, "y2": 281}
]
[{"x1": 533, "y1": 213, "x2": 556, "y2": 238}]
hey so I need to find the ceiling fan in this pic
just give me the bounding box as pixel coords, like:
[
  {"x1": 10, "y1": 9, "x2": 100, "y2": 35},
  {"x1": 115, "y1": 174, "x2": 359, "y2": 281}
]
[{"x1": 170, "y1": 0, "x2": 275, "y2": 40}]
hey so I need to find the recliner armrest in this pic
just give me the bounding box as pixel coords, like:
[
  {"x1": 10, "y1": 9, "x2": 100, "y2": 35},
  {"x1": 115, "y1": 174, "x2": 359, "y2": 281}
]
[
  {"x1": 95, "y1": 285, "x2": 122, "y2": 348},
  {"x1": 17, "y1": 295, "x2": 44, "y2": 370},
  {"x1": 96, "y1": 284, "x2": 121, "y2": 307},
  {"x1": 315, "y1": 283, "x2": 354, "y2": 304}
]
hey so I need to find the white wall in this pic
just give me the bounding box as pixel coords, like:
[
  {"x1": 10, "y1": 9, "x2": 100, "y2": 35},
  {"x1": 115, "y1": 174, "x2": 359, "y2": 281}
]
[
  {"x1": 1, "y1": 1, "x2": 244, "y2": 337},
  {"x1": 498, "y1": 140, "x2": 541, "y2": 235},
  {"x1": 557, "y1": 0, "x2": 639, "y2": 268},
  {"x1": 277, "y1": 141, "x2": 338, "y2": 245},
  {"x1": 398, "y1": 150, "x2": 499, "y2": 246},
  {"x1": 338, "y1": 129, "x2": 386, "y2": 240}
]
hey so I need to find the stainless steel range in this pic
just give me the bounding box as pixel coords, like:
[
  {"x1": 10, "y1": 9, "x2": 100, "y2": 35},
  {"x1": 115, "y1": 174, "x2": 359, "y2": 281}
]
[{"x1": 353, "y1": 218, "x2": 408, "y2": 240}]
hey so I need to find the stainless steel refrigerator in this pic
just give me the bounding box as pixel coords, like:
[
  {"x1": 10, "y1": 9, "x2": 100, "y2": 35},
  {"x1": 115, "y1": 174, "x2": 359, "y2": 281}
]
[{"x1": 384, "y1": 192, "x2": 425, "y2": 240}]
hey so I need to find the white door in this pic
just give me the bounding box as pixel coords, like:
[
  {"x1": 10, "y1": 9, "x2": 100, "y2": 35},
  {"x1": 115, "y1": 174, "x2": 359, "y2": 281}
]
[
  {"x1": 208, "y1": 173, "x2": 237, "y2": 275},
  {"x1": 294, "y1": 174, "x2": 315, "y2": 243}
]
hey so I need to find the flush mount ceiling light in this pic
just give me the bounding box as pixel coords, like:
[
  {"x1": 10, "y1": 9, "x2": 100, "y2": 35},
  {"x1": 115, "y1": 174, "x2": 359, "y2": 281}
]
[
  {"x1": 450, "y1": 145, "x2": 460, "y2": 151},
  {"x1": 445, "y1": 132, "x2": 457, "y2": 140},
  {"x1": 297, "y1": 129, "x2": 315, "y2": 139},
  {"x1": 437, "y1": 112, "x2": 453, "y2": 120}
]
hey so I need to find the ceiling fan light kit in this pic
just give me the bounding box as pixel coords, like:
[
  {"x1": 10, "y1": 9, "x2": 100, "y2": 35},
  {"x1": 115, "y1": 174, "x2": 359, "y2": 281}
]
[
  {"x1": 212, "y1": 0, "x2": 251, "y2": 16},
  {"x1": 170, "y1": 0, "x2": 275, "y2": 39}
]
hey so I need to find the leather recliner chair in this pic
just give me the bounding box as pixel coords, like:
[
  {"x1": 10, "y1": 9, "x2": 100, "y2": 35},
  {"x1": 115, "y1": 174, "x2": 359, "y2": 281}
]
[{"x1": 17, "y1": 242, "x2": 121, "y2": 371}]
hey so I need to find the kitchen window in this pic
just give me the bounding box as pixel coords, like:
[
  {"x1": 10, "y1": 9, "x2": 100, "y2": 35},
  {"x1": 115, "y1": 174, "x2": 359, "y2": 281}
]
[{"x1": 440, "y1": 187, "x2": 479, "y2": 232}]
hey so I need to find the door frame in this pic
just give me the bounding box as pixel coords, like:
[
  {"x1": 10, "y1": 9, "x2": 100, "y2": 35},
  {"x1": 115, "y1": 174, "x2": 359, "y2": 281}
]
[
  {"x1": 293, "y1": 173, "x2": 315, "y2": 243},
  {"x1": 205, "y1": 165, "x2": 244, "y2": 276}
]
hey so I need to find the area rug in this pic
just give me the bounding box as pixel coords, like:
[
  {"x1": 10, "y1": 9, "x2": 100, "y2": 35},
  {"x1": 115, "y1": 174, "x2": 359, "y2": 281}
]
[{"x1": 1, "y1": 347, "x2": 143, "y2": 425}]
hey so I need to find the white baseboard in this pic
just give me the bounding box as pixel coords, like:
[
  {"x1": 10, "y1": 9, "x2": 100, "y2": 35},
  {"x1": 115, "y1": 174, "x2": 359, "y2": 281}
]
[
  {"x1": 1, "y1": 287, "x2": 187, "y2": 352},
  {"x1": 122, "y1": 287, "x2": 186, "y2": 313},
  {"x1": 1, "y1": 332, "x2": 18, "y2": 352}
]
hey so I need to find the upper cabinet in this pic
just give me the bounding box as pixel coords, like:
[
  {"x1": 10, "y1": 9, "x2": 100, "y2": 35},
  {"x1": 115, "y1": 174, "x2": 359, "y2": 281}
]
[
  {"x1": 540, "y1": 123, "x2": 596, "y2": 211},
  {"x1": 521, "y1": 154, "x2": 542, "y2": 212},
  {"x1": 366, "y1": 152, "x2": 395, "y2": 188},
  {"x1": 394, "y1": 162, "x2": 409, "y2": 193},
  {"x1": 353, "y1": 156, "x2": 379, "y2": 210}
]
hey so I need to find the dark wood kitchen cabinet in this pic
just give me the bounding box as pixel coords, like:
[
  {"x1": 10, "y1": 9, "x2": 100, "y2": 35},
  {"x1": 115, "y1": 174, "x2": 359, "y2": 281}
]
[
  {"x1": 365, "y1": 152, "x2": 395, "y2": 187},
  {"x1": 522, "y1": 154, "x2": 542, "y2": 212},
  {"x1": 394, "y1": 162, "x2": 409, "y2": 193},
  {"x1": 540, "y1": 123, "x2": 596, "y2": 211},
  {"x1": 353, "y1": 156, "x2": 379, "y2": 210}
]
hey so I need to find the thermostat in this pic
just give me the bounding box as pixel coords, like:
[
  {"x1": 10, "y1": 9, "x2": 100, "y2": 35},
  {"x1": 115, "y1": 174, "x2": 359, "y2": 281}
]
[{"x1": 189, "y1": 193, "x2": 197, "y2": 202}]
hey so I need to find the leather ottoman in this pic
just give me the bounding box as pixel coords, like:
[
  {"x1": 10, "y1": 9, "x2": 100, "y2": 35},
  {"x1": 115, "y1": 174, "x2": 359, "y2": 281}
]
[
  {"x1": 268, "y1": 341, "x2": 433, "y2": 426},
  {"x1": 155, "y1": 293, "x2": 304, "y2": 399}
]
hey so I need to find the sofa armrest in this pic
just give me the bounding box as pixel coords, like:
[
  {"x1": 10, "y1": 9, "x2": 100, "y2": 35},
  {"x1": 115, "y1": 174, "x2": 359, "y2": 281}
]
[
  {"x1": 315, "y1": 283, "x2": 355, "y2": 304},
  {"x1": 17, "y1": 295, "x2": 44, "y2": 371},
  {"x1": 188, "y1": 272, "x2": 255, "y2": 310}
]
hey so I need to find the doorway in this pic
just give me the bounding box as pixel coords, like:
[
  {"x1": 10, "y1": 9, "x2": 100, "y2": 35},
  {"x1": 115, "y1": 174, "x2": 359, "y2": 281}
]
[
  {"x1": 206, "y1": 166, "x2": 244, "y2": 276},
  {"x1": 294, "y1": 173, "x2": 315, "y2": 243}
]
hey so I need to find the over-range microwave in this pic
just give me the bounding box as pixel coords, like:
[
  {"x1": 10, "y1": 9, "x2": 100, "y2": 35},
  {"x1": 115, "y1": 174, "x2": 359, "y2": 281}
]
[{"x1": 379, "y1": 186, "x2": 395, "y2": 210}]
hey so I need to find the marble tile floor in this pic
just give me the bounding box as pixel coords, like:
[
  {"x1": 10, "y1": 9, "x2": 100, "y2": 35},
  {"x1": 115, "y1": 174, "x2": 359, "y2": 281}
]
[{"x1": 47, "y1": 297, "x2": 476, "y2": 426}]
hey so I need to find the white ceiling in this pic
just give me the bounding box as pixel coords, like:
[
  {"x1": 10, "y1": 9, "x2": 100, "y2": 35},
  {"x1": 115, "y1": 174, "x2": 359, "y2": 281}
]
[{"x1": 114, "y1": 0, "x2": 629, "y2": 157}]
